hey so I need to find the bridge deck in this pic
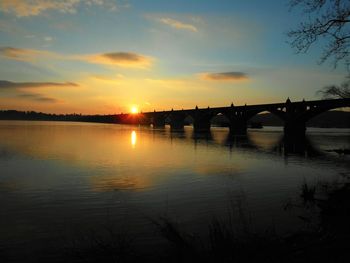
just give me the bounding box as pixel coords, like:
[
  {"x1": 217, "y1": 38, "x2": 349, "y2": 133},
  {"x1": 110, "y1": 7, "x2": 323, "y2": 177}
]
[{"x1": 142, "y1": 98, "x2": 350, "y2": 115}]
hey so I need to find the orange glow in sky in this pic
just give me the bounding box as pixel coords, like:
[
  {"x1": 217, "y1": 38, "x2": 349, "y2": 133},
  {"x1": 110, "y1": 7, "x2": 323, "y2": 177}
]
[{"x1": 0, "y1": 1, "x2": 347, "y2": 115}]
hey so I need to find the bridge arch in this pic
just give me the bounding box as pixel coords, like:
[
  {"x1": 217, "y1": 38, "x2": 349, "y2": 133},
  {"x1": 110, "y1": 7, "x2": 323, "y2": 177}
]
[
  {"x1": 141, "y1": 98, "x2": 350, "y2": 135},
  {"x1": 210, "y1": 112, "x2": 230, "y2": 128},
  {"x1": 244, "y1": 108, "x2": 286, "y2": 123},
  {"x1": 300, "y1": 105, "x2": 349, "y2": 123},
  {"x1": 166, "y1": 111, "x2": 194, "y2": 130}
]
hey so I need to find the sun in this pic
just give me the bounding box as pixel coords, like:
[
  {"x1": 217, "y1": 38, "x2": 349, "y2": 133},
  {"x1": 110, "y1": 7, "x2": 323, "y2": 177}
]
[{"x1": 130, "y1": 106, "x2": 139, "y2": 114}]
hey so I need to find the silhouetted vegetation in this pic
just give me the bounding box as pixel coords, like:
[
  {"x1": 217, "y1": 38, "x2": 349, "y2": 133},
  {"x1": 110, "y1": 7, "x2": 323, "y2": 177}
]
[
  {"x1": 288, "y1": 0, "x2": 350, "y2": 68},
  {"x1": 57, "y1": 175, "x2": 350, "y2": 263},
  {"x1": 62, "y1": 226, "x2": 137, "y2": 263},
  {"x1": 288, "y1": 0, "x2": 350, "y2": 101},
  {"x1": 301, "y1": 182, "x2": 316, "y2": 203},
  {"x1": 318, "y1": 77, "x2": 350, "y2": 99},
  {"x1": 0, "y1": 110, "x2": 139, "y2": 124}
]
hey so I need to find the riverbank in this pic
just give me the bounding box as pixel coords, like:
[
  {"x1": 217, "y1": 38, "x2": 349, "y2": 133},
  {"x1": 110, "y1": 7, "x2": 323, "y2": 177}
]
[{"x1": 58, "y1": 173, "x2": 350, "y2": 263}]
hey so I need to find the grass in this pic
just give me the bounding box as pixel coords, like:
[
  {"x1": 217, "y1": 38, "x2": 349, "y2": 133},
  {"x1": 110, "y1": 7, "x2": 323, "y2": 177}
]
[
  {"x1": 300, "y1": 181, "x2": 316, "y2": 203},
  {"x1": 43, "y1": 175, "x2": 350, "y2": 263},
  {"x1": 62, "y1": 225, "x2": 137, "y2": 263}
]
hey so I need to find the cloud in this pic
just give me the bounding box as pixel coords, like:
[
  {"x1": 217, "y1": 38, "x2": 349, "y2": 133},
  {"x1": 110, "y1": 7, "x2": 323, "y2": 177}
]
[
  {"x1": 44, "y1": 36, "x2": 53, "y2": 42},
  {"x1": 90, "y1": 74, "x2": 125, "y2": 81},
  {"x1": 0, "y1": 80, "x2": 69, "y2": 103},
  {"x1": 200, "y1": 72, "x2": 249, "y2": 81},
  {"x1": 84, "y1": 52, "x2": 152, "y2": 68},
  {"x1": 17, "y1": 92, "x2": 59, "y2": 103},
  {"x1": 0, "y1": 47, "x2": 56, "y2": 61},
  {"x1": 159, "y1": 18, "x2": 198, "y2": 32},
  {"x1": 0, "y1": 47, "x2": 153, "y2": 68},
  {"x1": 0, "y1": 0, "x2": 118, "y2": 17},
  {"x1": 0, "y1": 80, "x2": 78, "y2": 89},
  {"x1": 0, "y1": 0, "x2": 80, "y2": 17}
]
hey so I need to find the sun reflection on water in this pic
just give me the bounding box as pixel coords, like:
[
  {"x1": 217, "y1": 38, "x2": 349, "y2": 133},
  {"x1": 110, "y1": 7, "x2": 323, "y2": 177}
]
[{"x1": 131, "y1": 130, "x2": 137, "y2": 148}]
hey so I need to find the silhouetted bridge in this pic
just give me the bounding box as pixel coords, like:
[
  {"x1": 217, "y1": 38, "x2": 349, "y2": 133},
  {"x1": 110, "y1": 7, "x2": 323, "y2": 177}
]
[{"x1": 118, "y1": 98, "x2": 350, "y2": 136}]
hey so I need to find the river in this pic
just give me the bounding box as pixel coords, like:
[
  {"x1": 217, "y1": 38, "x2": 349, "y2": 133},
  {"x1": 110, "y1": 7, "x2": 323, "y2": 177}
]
[{"x1": 0, "y1": 121, "x2": 349, "y2": 262}]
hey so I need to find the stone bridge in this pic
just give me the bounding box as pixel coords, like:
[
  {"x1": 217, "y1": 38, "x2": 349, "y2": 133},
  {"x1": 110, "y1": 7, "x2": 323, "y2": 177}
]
[{"x1": 120, "y1": 98, "x2": 350, "y2": 136}]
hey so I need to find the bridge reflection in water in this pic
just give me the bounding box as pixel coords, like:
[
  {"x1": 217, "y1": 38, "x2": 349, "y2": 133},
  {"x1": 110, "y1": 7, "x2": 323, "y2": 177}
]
[
  {"x1": 119, "y1": 98, "x2": 350, "y2": 137},
  {"x1": 131, "y1": 127, "x2": 329, "y2": 159},
  {"x1": 223, "y1": 132, "x2": 322, "y2": 157}
]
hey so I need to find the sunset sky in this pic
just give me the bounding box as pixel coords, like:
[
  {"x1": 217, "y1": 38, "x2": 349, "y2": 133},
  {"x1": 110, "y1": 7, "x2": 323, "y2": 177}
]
[{"x1": 0, "y1": 0, "x2": 347, "y2": 114}]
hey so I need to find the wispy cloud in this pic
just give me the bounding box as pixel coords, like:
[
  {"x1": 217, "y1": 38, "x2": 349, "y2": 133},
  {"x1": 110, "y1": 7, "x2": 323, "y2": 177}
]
[
  {"x1": 44, "y1": 36, "x2": 53, "y2": 42},
  {"x1": 17, "y1": 92, "x2": 59, "y2": 103},
  {"x1": 0, "y1": 0, "x2": 80, "y2": 17},
  {"x1": 159, "y1": 17, "x2": 198, "y2": 32},
  {"x1": 0, "y1": 80, "x2": 72, "y2": 103},
  {"x1": 0, "y1": 47, "x2": 153, "y2": 68},
  {"x1": 200, "y1": 72, "x2": 249, "y2": 81},
  {"x1": 0, "y1": 0, "x2": 118, "y2": 17},
  {"x1": 0, "y1": 47, "x2": 57, "y2": 61},
  {"x1": 0, "y1": 80, "x2": 78, "y2": 89},
  {"x1": 90, "y1": 74, "x2": 125, "y2": 82}
]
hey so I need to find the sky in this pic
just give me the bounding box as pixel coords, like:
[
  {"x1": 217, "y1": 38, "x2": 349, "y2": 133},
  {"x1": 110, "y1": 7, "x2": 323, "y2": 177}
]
[{"x1": 0, "y1": 0, "x2": 347, "y2": 114}]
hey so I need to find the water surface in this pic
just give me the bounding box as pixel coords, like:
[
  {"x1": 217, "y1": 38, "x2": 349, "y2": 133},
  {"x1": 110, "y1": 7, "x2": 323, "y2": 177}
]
[{"x1": 0, "y1": 121, "x2": 349, "y2": 261}]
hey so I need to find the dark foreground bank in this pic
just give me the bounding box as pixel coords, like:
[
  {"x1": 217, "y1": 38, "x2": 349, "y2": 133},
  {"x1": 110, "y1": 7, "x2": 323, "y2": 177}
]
[{"x1": 1, "y1": 175, "x2": 348, "y2": 263}]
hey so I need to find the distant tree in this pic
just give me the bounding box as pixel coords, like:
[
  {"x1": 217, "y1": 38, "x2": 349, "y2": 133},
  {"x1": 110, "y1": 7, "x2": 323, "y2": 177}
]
[
  {"x1": 288, "y1": 0, "x2": 350, "y2": 99},
  {"x1": 317, "y1": 77, "x2": 350, "y2": 98}
]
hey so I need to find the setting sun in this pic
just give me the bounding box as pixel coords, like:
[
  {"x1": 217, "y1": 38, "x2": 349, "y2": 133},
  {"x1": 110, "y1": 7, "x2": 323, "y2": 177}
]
[{"x1": 131, "y1": 106, "x2": 139, "y2": 114}]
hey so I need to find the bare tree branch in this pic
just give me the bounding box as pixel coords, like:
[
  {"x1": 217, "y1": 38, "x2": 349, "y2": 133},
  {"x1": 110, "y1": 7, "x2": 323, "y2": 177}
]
[
  {"x1": 317, "y1": 77, "x2": 350, "y2": 98},
  {"x1": 288, "y1": 0, "x2": 350, "y2": 68}
]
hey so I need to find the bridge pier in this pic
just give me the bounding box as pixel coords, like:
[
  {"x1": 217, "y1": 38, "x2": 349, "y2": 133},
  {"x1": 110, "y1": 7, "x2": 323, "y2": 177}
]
[
  {"x1": 192, "y1": 106, "x2": 213, "y2": 133},
  {"x1": 169, "y1": 113, "x2": 186, "y2": 130},
  {"x1": 284, "y1": 121, "x2": 306, "y2": 138},
  {"x1": 283, "y1": 98, "x2": 307, "y2": 137},
  {"x1": 193, "y1": 119, "x2": 211, "y2": 132},
  {"x1": 229, "y1": 119, "x2": 247, "y2": 134},
  {"x1": 170, "y1": 121, "x2": 184, "y2": 130},
  {"x1": 152, "y1": 115, "x2": 166, "y2": 128},
  {"x1": 137, "y1": 115, "x2": 152, "y2": 126}
]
